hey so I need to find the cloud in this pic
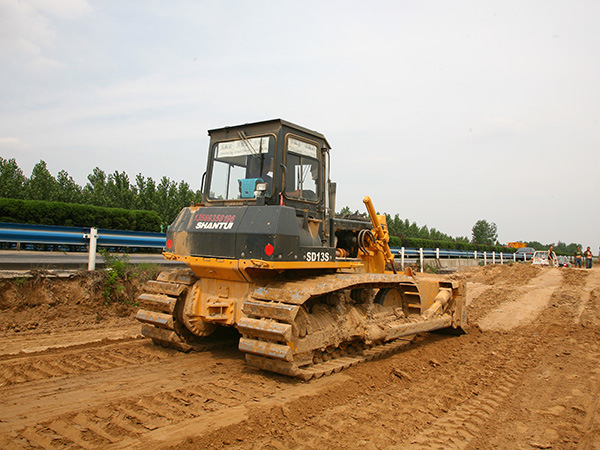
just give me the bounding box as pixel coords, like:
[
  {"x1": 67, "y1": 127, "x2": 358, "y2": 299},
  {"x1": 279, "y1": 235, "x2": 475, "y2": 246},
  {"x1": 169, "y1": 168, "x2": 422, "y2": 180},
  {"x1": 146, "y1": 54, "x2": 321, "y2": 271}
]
[
  {"x1": 0, "y1": 0, "x2": 91, "y2": 75},
  {"x1": 29, "y1": 0, "x2": 92, "y2": 20},
  {"x1": 0, "y1": 1, "x2": 58, "y2": 72},
  {"x1": 0, "y1": 137, "x2": 28, "y2": 149}
]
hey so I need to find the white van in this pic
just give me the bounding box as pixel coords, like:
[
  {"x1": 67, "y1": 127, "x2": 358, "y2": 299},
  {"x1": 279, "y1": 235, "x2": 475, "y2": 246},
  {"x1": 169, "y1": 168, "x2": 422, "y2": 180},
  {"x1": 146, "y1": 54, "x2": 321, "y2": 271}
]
[{"x1": 532, "y1": 251, "x2": 557, "y2": 267}]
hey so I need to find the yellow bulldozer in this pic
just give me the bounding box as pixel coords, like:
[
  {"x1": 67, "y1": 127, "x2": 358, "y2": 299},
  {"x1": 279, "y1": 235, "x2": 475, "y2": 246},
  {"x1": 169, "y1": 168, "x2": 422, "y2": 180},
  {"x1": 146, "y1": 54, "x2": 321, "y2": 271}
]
[{"x1": 136, "y1": 119, "x2": 467, "y2": 380}]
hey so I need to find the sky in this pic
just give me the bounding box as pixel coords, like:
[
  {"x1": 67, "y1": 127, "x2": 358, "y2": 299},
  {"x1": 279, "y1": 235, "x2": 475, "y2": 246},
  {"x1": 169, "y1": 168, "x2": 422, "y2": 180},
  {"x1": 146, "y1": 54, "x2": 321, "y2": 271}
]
[{"x1": 1, "y1": 0, "x2": 599, "y2": 251}]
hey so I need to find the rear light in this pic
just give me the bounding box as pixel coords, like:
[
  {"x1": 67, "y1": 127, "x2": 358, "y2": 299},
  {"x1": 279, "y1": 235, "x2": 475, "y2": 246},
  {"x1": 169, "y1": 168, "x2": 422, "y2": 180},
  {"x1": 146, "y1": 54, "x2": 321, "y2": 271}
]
[
  {"x1": 166, "y1": 239, "x2": 173, "y2": 249},
  {"x1": 264, "y1": 243, "x2": 274, "y2": 256}
]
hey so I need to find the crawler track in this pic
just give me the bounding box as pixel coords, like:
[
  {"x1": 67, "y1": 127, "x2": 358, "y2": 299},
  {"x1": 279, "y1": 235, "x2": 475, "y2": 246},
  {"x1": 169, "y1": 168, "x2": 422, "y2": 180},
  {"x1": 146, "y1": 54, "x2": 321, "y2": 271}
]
[
  {"x1": 136, "y1": 269, "x2": 236, "y2": 352},
  {"x1": 246, "y1": 337, "x2": 416, "y2": 380},
  {"x1": 136, "y1": 271, "x2": 463, "y2": 380},
  {"x1": 237, "y1": 273, "x2": 462, "y2": 379}
]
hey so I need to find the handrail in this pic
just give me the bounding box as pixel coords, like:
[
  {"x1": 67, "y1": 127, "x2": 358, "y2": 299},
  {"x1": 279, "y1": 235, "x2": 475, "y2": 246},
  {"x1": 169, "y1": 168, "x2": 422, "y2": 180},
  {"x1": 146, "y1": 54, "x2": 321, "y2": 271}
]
[
  {"x1": 0, "y1": 222, "x2": 165, "y2": 270},
  {"x1": 0, "y1": 222, "x2": 531, "y2": 272},
  {"x1": 390, "y1": 246, "x2": 529, "y2": 272}
]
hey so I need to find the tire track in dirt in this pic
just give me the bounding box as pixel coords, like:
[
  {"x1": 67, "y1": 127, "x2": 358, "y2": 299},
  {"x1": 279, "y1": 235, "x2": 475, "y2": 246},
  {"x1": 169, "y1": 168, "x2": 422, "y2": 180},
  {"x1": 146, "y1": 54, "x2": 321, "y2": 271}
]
[
  {"x1": 463, "y1": 268, "x2": 600, "y2": 449},
  {"x1": 5, "y1": 375, "x2": 335, "y2": 449},
  {"x1": 574, "y1": 272, "x2": 600, "y2": 449},
  {"x1": 2, "y1": 265, "x2": 600, "y2": 449},
  {"x1": 184, "y1": 268, "x2": 595, "y2": 449},
  {"x1": 0, "y1": 340, "x2": 342, "y2": 449},
  {"x1": 182, "y1": 328, "x2": 537, "y2": 449},
  {"x1": 0, "y1": 341, "x2": 172, "y2": 387},
  {"x1": 475, "y1": 268, "x2": 561, "y2": 331},
  {"x1": 406, "y1": 366, "x2": 525, "y2": 449}
]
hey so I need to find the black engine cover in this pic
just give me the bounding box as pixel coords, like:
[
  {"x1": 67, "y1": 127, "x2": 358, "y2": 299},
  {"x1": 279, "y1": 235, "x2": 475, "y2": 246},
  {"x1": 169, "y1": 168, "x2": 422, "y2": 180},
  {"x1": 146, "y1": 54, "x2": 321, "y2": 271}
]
[{"x1": 166, "y1": 205, "x2": 330, "y2": 262}]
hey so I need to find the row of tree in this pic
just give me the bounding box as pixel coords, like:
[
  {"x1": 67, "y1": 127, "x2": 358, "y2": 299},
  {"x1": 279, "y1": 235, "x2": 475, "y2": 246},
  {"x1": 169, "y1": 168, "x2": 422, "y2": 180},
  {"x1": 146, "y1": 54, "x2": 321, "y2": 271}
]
[
  {"x1": 523, "y1": 241, "x2": 581, "y2": 255},
  {"x1": 0, "y1": 158, "x2": 200, "y2": 227},
  {"x1": 341, "y1": 207, "x2": 478, "y2": 247},
  {"x1": 0, "y1": 157, "x2": 584, "y2": 252},
  {"x1": 340, "y1": 207, "x2": 582, "y2": 254}
]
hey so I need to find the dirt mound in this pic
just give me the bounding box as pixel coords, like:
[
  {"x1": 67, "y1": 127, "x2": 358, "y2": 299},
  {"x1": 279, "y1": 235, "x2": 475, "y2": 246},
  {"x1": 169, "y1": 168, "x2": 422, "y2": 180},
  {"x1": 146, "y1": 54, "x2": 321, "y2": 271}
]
[
  {"x1": 0, "y1": 270, "x2": 151, "y2": 335},
  {"x1": 561, "y1": 267, "x2": 590, "y2": 287},
  {"x1": 459, "y1": 262, "x2": 542, "y2": 286},
  {"x1": 579, "y1": 287, "x2": 600, "y2": 329}
]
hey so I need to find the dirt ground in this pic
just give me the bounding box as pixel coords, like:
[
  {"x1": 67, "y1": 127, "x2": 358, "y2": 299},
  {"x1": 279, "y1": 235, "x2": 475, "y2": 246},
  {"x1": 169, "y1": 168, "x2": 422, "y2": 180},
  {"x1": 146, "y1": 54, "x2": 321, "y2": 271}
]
[{"x1": 0, "y1": 264, "x2": 599, "y2": 449}]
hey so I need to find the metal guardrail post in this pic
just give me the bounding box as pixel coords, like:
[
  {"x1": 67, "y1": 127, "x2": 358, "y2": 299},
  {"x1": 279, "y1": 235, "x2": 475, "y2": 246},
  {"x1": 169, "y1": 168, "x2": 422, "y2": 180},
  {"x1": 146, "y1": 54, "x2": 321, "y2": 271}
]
[
  {"x1": 493, "y1": 251, "x2": 496, "y2": 264},
  {"x1": 500, "y1": 252, "x2": 504, "y2": 264},
  {"x1": 419, "y1": 248, "x2": 424, "y2": 273},
  {"x1": 484, "y1": 251, "x2": 487, "y2": 266},
  {"x1": 401, "y1": 247, "x2": 405, "y2": 270},
  {"x1": 514, "y1": 253, "x2": 516, "y2": 262},
  {"x1": 436, "y1": 248, "x2": 440, "y2": 261},
  {"x1": 474, "y1": 250, "x2": 478, "y2": 261},
  {"x1": 86, "y1": 227, "x2": 98, "y2": 270}
]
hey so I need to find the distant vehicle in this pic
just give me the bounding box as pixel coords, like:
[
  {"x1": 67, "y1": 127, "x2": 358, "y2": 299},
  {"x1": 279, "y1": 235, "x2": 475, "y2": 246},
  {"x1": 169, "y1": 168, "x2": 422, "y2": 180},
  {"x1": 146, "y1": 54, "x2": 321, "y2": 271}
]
[
  {"x1": 515, "y1": 247, "x2": 535, "y2": 260},
  {"x1": 556, "y1": 255, "x2": 571, "y2": 268},
  {"x1": 532, "y1": 250, "x2": 559, "y2": 267},
  {"x1": 532, "y1": 251, "x2": 550, "y2": 266}
]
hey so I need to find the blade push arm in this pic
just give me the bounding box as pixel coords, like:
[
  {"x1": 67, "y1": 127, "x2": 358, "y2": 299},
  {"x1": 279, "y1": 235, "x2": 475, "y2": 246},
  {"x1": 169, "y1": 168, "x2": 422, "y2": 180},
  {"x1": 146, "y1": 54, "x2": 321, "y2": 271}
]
[{"x1": 363, "y1": 196, "x2": 396, "y2": 273}]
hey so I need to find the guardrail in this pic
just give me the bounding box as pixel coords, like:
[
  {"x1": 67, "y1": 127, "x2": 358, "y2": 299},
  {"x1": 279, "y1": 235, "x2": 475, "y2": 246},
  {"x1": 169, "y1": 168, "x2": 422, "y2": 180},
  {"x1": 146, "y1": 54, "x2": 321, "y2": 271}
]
[
  {"x1": 0, "y1": 222, "x2": 165, "y2": 270},
  {"x1": 0, "y1": 222, "x2": 529, "y2": 272},
  {"x1": 390, "y1": 247, "x2": 528, "y2": 272}
]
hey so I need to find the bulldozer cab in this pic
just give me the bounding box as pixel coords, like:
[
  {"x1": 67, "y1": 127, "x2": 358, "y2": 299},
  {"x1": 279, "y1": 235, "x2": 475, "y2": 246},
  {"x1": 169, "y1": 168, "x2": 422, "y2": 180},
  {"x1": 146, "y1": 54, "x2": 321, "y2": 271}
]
[{"x1": 204, "y1": 119, "x2": 330, "y2": 218}]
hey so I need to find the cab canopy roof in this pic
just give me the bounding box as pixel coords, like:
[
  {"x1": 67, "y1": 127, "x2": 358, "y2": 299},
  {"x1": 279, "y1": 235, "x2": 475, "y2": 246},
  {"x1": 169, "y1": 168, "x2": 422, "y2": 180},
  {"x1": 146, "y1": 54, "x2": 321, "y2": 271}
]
[{"x1": 208, "y1": 118, "x2": 331, "y2": 151}]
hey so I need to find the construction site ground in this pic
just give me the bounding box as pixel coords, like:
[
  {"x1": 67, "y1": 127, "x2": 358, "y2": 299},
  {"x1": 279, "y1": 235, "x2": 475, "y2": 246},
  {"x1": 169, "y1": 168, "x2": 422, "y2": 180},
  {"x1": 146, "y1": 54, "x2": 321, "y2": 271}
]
[{"x1": 0, "y1": 264, "x2": 599, "y2": 449}]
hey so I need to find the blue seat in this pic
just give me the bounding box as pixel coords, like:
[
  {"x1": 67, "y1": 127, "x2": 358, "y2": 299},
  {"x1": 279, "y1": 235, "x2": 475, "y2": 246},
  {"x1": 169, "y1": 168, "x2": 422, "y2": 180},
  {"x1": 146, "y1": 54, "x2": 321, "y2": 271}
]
[{"x1": 239, "y1": 178, "x2": 264, "y2": 199}]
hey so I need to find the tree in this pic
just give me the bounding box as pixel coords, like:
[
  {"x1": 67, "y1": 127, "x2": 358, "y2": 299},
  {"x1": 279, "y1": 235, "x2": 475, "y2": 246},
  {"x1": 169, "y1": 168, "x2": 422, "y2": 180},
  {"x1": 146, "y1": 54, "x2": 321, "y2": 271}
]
[
  {"x1": 408, "y1": 221, "x2": 419, "y2": 237},
  {"x1": 471, "y1": 219, "x2": 498, "y2": 245},
  {"x1": 83, "y1": 167, "x2": 107, "y2": 206},
  {"x1": 135, "y1": 174, "x2": 157, "y2": 211},
  {"x1": 0, "y1": 157, "x2": 26, "y2": 198},
  {"x1": 26, "y1": 160, "x2": 57, "y2": 201},
  {"x1": 155, "y1": 176, "x2": 180, "y2": 226},
  {"x1": 105, "y1": 171, "x2": 135, "y2": 209},
  {"x1": 56, "y1": 170, "x2": 83, "y2": 203}
]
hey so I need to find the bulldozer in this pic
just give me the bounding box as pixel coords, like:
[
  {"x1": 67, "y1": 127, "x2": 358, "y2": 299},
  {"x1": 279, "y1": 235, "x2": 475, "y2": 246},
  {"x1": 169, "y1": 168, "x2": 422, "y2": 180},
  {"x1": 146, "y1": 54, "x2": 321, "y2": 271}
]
[{"x1": 136, "y1": 119, "x2": 467, "y2": 380}]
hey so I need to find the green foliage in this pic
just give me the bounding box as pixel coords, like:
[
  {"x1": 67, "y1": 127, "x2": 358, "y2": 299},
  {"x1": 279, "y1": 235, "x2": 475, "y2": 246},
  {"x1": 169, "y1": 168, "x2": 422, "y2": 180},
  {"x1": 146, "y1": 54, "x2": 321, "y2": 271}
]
[
  {"x1": 471, "y1": 219, "x2": 498, "y2": 245},
  {"x1": 100, "y1": 250, "x2": 130, "y2": 304},
  {"x1": 99, "y1": 251, "x2": 160, "y2": 305},
  {"x1": 0, "y1": 158, "x2": 201, "y2": 228},
  {"x1": 0, "y1": 198, "x2": 161, "y2": 231},
  {"x1": 320, "y1": 205, "x2": 581, "y2": 254},
  {"x1": 523, "y1": 240, "x2": 582, "y2": 256},
  {"x1": 56, "y1": 170, "x2": 83, "y2": 203},
  {"x1": 425, "y1": 263, "x2": 439, "y2": 274},
  {"x1": 0, "y1": 158, "x2": 26, "y2": 199}
]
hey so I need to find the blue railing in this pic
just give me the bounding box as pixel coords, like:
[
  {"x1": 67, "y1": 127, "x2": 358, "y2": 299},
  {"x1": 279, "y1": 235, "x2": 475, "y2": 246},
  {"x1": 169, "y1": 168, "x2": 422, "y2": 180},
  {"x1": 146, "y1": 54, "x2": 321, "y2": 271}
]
[
  {"x1": 0, "y1": 222, "x2": 166, "y2": 270},
  {"x1": 0, "y1": 222, "x2": 165, "y2": 249},
  {"x1": 390, "y1": 247, "x2": 526, "y2": 261},
  {"x1": 0, "y1": 222, "x2": 527, "y2": 271}
]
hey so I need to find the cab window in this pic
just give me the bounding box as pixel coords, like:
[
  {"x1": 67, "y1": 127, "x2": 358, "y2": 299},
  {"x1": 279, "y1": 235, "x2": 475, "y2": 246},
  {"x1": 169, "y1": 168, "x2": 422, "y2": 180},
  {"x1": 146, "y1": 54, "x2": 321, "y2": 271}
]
[
  {"x1": 208, "y1": 136, "x2": 274, "y2": 200},
  {"x1": 285, "y1": 136, "x2": 319, "y2": 202}
]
